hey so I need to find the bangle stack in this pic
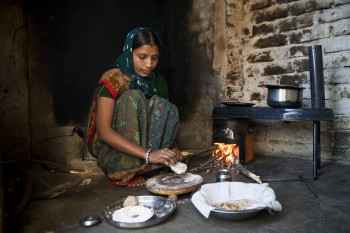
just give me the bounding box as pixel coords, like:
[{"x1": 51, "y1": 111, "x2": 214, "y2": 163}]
[{"x1": 145, "y1": 149, "x2": 152, "y2": 164}]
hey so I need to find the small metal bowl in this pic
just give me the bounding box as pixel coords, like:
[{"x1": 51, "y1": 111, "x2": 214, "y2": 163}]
[
  {"x1": 216, "y1": 169, "x2": 232, "y2": 182},
  {"x1": 79, "y1": 215, "x2": 102, "y2": 227}
]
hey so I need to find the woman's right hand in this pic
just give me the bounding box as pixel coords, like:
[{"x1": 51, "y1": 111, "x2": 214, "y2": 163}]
[{"x1": 148, "y1": 148, "x2": 179, "y2": 166}]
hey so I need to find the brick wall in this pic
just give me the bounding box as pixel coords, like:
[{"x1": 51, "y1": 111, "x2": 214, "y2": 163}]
[{"x1": 224, "y1": 0, "x2": 350, "y2": 163}]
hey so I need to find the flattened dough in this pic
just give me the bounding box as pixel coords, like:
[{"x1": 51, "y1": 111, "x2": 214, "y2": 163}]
[
  {"x1": 112, "y1": 206, "x2": 154, "y2": 223},
  {"x1": 170, "y1": 162, "x2": 187, "y2": 174}
]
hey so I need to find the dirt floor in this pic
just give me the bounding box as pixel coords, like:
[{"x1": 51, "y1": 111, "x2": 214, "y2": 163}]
[{"x1": 7, "y1": 153, "x2": 350, "y2": 233}]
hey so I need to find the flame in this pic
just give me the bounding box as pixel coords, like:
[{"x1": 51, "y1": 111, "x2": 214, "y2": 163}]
[{"x1": 213, "y1": 142, "x2": 239, "y2": 163}]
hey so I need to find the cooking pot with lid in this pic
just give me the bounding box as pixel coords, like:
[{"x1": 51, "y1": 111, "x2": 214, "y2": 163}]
[{"x1": 259, "y1": 84, "x2": 305, "y2": 108}]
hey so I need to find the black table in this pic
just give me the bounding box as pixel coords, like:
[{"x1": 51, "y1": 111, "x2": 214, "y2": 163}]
[{"x1": 213, "y1": 107, "x2": 335, "y2": 178}]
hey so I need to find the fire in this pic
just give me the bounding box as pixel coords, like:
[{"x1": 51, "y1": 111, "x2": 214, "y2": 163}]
[{"x1": 212, "y1": 143, "x2": 239, "y2": 163}]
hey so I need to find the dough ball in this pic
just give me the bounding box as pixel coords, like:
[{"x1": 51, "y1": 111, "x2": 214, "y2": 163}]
[
  {"x1": 170, "y1": 162, "x2": 187, "y2": 174},
  {"x1": 168, "y1": 195, "x2": 178, "y2": 202},
  {"x1": 123, "y1": 195, "x2": 138, "y2": 207}
]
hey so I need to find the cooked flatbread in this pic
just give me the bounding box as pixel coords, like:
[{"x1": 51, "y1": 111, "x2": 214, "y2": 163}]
[
  {"x1": 112, "y1": 205, "x2": 154, "y2": 223},
  {"x1": 170, "y1": 162, "x2": 187, "y2": 174},
  {"x1": 213, "y1": 199, "x2": 257, "y2": 211},
  {"x1": 123, "y1": 195, "x2": 138, "y2": 207}
]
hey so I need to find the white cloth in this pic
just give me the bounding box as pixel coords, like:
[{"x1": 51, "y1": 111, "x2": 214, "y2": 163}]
[{"x1": 191, "y1": 182, "x2": 282, "y2": 218}]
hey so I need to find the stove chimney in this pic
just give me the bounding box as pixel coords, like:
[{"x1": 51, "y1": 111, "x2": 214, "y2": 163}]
[{"x1": 308, "y1": 45, "x2": 325, "y2": 108}]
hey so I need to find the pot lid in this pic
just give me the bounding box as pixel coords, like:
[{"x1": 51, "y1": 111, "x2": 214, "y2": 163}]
[{"x1": 258, "y1": 84, "x2": 305, "y2": 89}]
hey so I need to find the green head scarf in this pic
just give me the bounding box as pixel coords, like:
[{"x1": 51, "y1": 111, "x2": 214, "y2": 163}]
[{"x1": 109, "y1": 27, "x2": 160, "y2": 98}]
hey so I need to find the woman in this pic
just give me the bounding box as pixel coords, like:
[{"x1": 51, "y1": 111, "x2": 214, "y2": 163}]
[{"x1": 86, "y1": 27, "x2": 182, "y2": 186}]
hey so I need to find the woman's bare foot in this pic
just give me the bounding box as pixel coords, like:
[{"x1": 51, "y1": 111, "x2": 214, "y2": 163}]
[{"x1": 127, "y1": 177, "x2": 146, "y2": 187}]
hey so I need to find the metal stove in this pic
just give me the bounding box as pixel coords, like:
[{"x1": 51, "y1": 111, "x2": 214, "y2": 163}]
[
  {"x1": 212, "y1": 118, "x2": 254, "y2": 164},
  {"x1": 212, "y1": 45, "x2": 335, "y2": 179}
]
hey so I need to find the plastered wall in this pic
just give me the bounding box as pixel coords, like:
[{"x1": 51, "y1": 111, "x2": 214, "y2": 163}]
[
  {"x1": 1, "y1": 0, "x2": 349, "y2": 164},
  {"x1": 218, "y1": 0, "x2": 350, "y2": 162}
]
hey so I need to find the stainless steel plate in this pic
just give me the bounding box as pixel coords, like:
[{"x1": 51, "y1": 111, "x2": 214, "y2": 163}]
[
  {"x1": 102, "y1": 195, "x2": 176, "y2": 228},
  {"x1": 210, "y1": 207, "x2": 265, "y2": 221},
  {"x1": 221, "y1": 102, "x2": 255, "y2": 107}
]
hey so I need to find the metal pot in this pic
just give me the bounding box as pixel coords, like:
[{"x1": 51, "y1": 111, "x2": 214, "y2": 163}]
[{"x1": 259, "y1": 84, "x2": 305, "y2": 108}]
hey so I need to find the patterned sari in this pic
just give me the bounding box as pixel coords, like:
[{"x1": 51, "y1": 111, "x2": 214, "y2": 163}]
[{"x1": 86, "y1": 68, "x2": 179, "y2": 185}]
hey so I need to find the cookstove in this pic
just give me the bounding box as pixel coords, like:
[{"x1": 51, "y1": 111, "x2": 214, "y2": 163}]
[
  {"x1": 212, "y1": 45, "x2": 335, "y2": 179},
  {"x1": 212, "y1": 118, "x2": 254, "y2": 164}
]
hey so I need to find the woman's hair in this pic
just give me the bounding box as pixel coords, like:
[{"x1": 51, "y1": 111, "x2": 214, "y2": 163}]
[{"x1": 133, "y1": 30, "x2": 161, "y2": 50}]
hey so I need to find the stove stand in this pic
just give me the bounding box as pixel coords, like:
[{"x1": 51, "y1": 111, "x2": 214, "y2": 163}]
[{"x1": 213, "y1": 106, "x2": 335, "y2": 179}]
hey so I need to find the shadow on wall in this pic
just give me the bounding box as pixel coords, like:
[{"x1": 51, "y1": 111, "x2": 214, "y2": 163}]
[{"x1": 49, "y1": 0, "x2": 192, "y2": 126}]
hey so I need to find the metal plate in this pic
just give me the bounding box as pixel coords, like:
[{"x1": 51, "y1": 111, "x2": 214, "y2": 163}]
[
  {"x1": 146, "y1": 173, "x2": 204, "y2": 196},
  {"x1": 210, "y1": 207, "x2": 266, "y2": 221},
  {"x1": 221, "y1": 102, "x2": 255, "y2": 107},
  {"x1": 102, "y1": 195, "x2": 176, "y2": 229}
]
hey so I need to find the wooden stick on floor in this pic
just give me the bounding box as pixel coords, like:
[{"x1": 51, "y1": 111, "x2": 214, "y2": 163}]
[
  {"x1": 233, "y1": 163, "x2": 262, "y2": 184},
  {"x1": 32, "y1": 178, "x2": 91, "y2": 199}
]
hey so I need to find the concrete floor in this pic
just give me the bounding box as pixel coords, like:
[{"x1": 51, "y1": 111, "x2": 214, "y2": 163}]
[{"x1": 16, "y1": 154, "x2": 350, "y2": 233}]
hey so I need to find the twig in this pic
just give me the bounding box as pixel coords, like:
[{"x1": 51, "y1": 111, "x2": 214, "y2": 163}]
[
  {"x1": 182, "y1": 146, "x2": 218, "y2": 159},
  {"x1": 189, "y1": 153, "x2": 221, "y2": 172},
  {"x1": 190, "y1": 152, "x2": 233, "y2": 173},
  {"x1": 32, "y1": 178, "x2": 91, "y2": 199},
  {"x1": 202, "y1": 152, "x2": 223, "y2": 166},
  {"x1": 233, "y1": 163, "x2": 262, "y2": 184},
  {"x1": 191, "y1": 165, "x2": 218, "y2": 173}
]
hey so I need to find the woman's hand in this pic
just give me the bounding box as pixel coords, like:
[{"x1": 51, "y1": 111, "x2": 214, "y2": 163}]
[
  {"x1": 170, "y1": 148, "x2": 183, "y2": 162},
  {"x1": 148, "y1": 148, "x2": 183, "y2": 166}
]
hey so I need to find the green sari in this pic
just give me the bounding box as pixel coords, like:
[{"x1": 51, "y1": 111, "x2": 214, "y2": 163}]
[
  {"x1": 102, "y1": 91, "x2": 178, "y2": 183},
  {"x1": 86, "y1": 27, "x2": 179, "y2": 185},
  {"x1": 86, "y1": 68, "x2": 179, "y2": 185}
]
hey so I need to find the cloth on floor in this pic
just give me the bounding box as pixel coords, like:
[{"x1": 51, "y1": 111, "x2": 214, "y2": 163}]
[{"x1": 191, "y1": 182, "x2": 282, "y2": 218}]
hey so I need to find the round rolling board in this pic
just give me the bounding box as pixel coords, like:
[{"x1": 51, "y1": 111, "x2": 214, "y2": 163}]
[{"x1": 145, "y1": 173, "x2": 204, "y2": 201}]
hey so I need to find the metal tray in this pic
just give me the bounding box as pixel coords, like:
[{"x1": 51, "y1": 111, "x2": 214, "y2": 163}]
[
  {"x1": 102, "y1": 195, "x2": 176, "y2": 228},
  {"x1": 210, "y1": 207, "x2": 265, "y2": 221},
  {"x1": 221, "y1": 102, "x2": 255, "y2": 107}
]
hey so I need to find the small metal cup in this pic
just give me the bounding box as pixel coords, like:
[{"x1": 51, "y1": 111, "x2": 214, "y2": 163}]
[
  {"x1": 79, "y1": 216, "x2": 102, "y2": 227},
  {"x1": 216, "y1": 169, "x2": 232, "y2": 182}
]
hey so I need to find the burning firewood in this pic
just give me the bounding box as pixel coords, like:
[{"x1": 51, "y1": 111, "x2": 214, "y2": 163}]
[
  {"x1": 190, "y1": 143, "x2": 262, "y2": 184},
  {"x1": 189, "y1": 153, "x2": 222, "y2": 171}
]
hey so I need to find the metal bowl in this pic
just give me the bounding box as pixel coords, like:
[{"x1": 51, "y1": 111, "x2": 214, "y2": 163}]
[
  {"x1": 79, "y1": 215, "x2": 102, "y2": 227},
  {"x1": 210, "y1": 207, "x2": 266, "y2": 221},
  {"x1": 259, "y1": 84, "x2": 305, "y2": 108},
  {"x1": 102, "y1": 195, "x2": 176, "y2": 228},
  {"x1": 216, "y1": 169, "x2": 232, "y2": 182}
]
